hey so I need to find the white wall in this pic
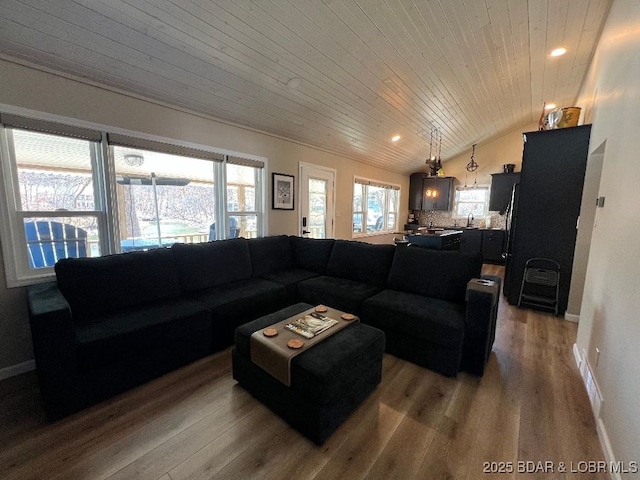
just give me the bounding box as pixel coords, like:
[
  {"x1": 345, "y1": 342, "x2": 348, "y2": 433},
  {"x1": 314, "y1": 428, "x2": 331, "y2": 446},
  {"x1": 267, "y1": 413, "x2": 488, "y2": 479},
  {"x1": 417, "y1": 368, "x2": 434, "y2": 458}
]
[
  {"x1": 0, "y1": 58, "x2": 408, "y2": 370},
  {"x1": 574, "y1": 0, "x2": 640, "y2": 470}
]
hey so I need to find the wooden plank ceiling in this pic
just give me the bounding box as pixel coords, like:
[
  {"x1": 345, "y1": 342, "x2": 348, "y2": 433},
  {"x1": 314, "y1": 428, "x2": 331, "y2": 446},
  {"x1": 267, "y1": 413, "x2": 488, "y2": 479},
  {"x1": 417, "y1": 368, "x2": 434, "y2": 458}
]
[{"x1": 0, "y1": 0, "x2": 611, "y2": 174}]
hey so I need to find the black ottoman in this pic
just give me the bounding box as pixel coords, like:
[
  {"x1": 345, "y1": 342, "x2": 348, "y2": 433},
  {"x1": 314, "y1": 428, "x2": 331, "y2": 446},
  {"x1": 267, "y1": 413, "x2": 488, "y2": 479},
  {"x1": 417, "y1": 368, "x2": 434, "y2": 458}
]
[{"x1": 232, "y1": 302, "x2": 385, "y2": 445}]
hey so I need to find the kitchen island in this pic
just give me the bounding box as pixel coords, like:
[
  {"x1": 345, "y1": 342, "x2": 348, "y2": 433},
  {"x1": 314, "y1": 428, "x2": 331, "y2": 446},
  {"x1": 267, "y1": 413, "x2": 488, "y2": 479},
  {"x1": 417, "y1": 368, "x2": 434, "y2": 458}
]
[{"x1": 406, "y1": 229, "x2": 462, "y2": 250}]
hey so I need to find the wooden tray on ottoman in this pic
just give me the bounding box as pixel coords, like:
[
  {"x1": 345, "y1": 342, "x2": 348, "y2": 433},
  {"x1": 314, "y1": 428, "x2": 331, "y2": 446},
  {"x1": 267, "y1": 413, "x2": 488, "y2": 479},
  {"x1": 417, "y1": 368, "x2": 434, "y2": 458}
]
[{"x1": 232, "y1": 302, "x2": 385, "y2": 445}]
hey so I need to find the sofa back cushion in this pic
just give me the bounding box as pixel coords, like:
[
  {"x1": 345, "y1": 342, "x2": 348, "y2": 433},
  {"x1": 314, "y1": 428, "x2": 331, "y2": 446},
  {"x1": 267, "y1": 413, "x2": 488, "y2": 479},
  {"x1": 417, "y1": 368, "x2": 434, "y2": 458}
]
[
  {"x1": 248, "y1": 235, "x2": 293, "y2": 276},
  {"x1": 290, "y1": 236, "x2": 335, "y2": 274},
  {"x1": 55, "y1": 248, "x2": 182, "y2": 318},
  {"x1": 326, "y1": 240, "x2": 395, "y2": 287},
  {"x1": 172, "y1": 238, "x2": 251, "y2": 291},
  {"x1": 387, "y1": 248, "x2": 482, "y2": 302}
]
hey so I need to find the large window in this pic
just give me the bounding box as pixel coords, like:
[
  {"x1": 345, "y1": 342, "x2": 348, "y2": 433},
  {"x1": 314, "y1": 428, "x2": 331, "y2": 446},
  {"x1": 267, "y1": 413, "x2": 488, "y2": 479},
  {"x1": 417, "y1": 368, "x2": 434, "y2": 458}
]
[
  {"x1": 0, "y1": 113, "x2": 266, "y2": 286},
  {"x1": 112, "y1": 145, "x2": 218, "y2": 252},
  {"x1": 453, "y1": 185, "x2": 490, "y2": 218},
  {"x1": 226, "y1": 160, "x2": 263, "y2": 239},
  {"x1": 352, "y1": 177, "x2": 400, "y2": 237}
]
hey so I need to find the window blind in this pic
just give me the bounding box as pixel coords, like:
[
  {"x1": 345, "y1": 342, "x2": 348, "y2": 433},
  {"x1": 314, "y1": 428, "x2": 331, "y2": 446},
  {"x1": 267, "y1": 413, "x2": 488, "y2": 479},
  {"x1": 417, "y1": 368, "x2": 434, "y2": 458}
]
[
  {"x1": 354, "y1": 177, "x2": 400, "y2": 190},
  {"x1": 107, "y1": 133, "x2": 224, "y2": 162},
  {"x1": 226, "y1": 155, "x2": 264, "y2": 168},
  {"x1": 0, "y1": 114, "x2": 102, "y2": 141}
]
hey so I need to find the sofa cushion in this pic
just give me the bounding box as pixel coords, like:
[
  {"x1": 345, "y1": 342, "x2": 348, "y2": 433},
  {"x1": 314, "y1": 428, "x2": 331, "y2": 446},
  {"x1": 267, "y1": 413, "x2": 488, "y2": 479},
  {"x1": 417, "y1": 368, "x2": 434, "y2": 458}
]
[
  {"x1": 387, "y1": 248, "x2": 482, "y2": 302},
  {"x1": 361, "y1": 289, "x2": 466, "y2": 348},
  {"x1": 75, "y1": 298, "x2": 211, "y2": 371},
  {"x1": 290, "y1": 236, "x2": 335, "y2": 274},
  {"x1": 172, "y1": 238, "x2": 251, "y2": 291},
  {"x1": 260, "y1": 268, "x2": 319, "y2": 303},
  {"x1": 189, "y1": 278, "x2": 288, "y2": 348},
  {"x1": 297, "y1": 275, "x2": 381, "y2": 315},
  {"x1": 248, "y1": 235, "x2": 294, "y2": 276},
  {"x1": 326, "y1": 240, "x2": 395, "y2": 288},
  {"x1": 55, "y1": 248, "x2": 182, "y2": 319}
]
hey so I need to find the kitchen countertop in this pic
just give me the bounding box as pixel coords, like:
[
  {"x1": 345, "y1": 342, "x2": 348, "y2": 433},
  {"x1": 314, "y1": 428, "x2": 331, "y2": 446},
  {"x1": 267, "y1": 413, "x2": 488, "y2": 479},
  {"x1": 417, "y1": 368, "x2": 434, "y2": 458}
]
[
  {"x1": 405, "y1": 229, "x2": 463, "y2": 250},
  {"x1": 408, "y1": 229, "x2": 463, "y2": 237}
]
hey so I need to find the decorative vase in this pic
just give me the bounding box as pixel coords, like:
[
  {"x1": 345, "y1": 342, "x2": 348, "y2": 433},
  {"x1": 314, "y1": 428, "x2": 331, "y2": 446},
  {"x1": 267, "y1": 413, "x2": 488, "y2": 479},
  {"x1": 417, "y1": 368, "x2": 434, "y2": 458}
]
[
  {"x1": 557, "y1": 107, "x2": 581, "y2": 128},
  {"x1": 545, "y1": 108, "x2": 563, "y2": 129}
]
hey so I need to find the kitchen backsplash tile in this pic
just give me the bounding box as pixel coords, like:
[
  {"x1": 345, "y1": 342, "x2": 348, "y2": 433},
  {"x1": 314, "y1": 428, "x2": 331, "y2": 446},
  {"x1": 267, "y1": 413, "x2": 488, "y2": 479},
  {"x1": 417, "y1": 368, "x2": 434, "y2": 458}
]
[{"x1": 413, "y1": 210, "x2": 506, "y2": 229}]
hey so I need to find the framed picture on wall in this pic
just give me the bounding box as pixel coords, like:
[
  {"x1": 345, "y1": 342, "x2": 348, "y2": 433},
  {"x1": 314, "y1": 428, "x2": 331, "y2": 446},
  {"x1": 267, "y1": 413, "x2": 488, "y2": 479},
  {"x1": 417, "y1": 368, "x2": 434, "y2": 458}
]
[{"x1": 272, "y1": 173, "x2": 294, "y2": 210}]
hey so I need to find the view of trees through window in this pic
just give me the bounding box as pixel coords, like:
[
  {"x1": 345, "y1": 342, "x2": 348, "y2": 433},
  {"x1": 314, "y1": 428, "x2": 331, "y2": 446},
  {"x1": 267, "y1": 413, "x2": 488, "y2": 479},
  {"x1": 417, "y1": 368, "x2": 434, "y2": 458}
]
[
  {"x1": 7, "y1": 128, "x2": 262, "y2": 273},
  {"x1": 113, "y1": 146, "x2": 217, "y2": 251},
  {"x1": 14, "y1": 130, "x2": 104, "y2": 262},
  {"x1": 352, "y1": 178, "x2": 400, "y2": 236},
  {"x1": 454, "y1": 186, "x2": 489, "y2": 218}
]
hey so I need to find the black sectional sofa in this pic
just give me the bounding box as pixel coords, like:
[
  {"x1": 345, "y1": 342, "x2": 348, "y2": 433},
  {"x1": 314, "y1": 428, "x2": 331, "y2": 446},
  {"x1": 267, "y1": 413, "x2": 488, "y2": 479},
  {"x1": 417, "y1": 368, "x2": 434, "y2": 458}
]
[{"x1": 27, "y1": 235, "x2": 499, "y2": 420}]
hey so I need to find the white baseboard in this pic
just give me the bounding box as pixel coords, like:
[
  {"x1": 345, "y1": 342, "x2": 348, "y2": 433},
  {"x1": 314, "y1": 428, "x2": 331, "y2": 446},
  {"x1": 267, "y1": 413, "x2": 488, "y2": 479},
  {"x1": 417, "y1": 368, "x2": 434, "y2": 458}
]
[
  {"x1": 573, "y1": 343, "x2": 623, "y2": 480},
  {"x1": 597, "y1": 418, "x2": 623, "y2": 480},
  {"x1": 0, "y1": 359, "x2": 36, "y2": 381},
  {"x1": 565, "y1": 312, "x2": 580, "y2": 323}
]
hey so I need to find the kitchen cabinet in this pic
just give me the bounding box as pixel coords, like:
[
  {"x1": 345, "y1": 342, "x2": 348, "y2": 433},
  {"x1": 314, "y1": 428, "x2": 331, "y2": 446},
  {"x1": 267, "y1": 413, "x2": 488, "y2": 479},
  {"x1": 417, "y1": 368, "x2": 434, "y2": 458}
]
[
  {"x1": 459, "y1": 229, "x2": 505, "y2": 263},
  {"x1": 482, "y1": 230, "x2": 505, "y2": 262},
  {"x1": 459, "y1": 229, "x2": 482, "y2": 254},
  {"x1": 489, "y1": 172, "x2": 520, "y2": 212},
  {"x1": 504, "y1": 125, "x2": 591, "y2": 315},
  {"x1": 409, "y1": 173, "x2": 424, "y2": 210},
  {"x1": 409, "y1": 174, "x2": 453, "y2": 211}
]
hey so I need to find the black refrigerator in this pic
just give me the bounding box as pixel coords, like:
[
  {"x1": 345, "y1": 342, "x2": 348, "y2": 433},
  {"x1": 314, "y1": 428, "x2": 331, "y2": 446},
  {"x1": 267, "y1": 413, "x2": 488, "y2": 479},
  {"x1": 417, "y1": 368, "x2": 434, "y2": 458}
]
[
  {"x1": 504, "y1": 125, "x2": 591, "y2": 315},
  {"x1": 502, "y1": 183, "x2": 519, "y2": 296}
]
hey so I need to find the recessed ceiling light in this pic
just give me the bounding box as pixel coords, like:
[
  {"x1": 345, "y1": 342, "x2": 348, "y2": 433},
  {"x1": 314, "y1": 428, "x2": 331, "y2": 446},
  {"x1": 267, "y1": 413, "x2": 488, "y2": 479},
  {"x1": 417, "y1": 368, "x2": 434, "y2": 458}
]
[
  {"x1": 286, "y1": 77, "x2": 302, "y2": 89},
  {"x1": 551, "y1": 47, "x2": 567, "y2": 57},
  {"x1": 545, "y1": 103, "x2": 557, "y2": 110},
  {"x1": 391, "y1": 135, "x2": 401, "y2": 142}
]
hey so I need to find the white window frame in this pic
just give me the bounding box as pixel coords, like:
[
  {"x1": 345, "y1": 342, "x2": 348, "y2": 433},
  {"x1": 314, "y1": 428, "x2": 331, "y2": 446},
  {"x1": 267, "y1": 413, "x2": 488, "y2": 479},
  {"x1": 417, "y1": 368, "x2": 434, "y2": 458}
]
[
  {"x1": 452, "y1": 185, "x2": 490, "y2": 219},
  {"x1": 0, "y1": 109, "x2": 266, "y2": 287},
  {"x1": 223, "y1": 157, "x2": 265, "y2": 240},
  {"x1": 352, "y1": 176, "x2": 401, "y2": 238}
]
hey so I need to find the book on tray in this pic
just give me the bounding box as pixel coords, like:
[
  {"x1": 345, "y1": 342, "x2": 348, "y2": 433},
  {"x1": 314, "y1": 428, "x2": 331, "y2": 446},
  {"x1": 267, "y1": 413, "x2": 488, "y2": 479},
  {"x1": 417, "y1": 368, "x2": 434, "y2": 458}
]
[{"x1": 285, "y1": 314, "x2": 338, "y2": 339}]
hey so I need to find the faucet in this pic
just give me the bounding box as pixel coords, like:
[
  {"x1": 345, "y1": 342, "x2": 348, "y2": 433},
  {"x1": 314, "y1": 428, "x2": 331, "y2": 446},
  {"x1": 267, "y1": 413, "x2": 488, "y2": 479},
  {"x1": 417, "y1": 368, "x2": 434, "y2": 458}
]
[{"x1": 467, "y1": 213, "x2": 474, "y2": 227}]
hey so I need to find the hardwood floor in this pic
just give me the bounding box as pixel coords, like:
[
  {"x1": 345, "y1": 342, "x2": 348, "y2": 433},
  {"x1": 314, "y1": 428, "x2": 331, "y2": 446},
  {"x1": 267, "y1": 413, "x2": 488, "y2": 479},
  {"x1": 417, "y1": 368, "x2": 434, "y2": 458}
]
[{"x1": 0, "y1": 265, "x2": 606, "y2": 480}]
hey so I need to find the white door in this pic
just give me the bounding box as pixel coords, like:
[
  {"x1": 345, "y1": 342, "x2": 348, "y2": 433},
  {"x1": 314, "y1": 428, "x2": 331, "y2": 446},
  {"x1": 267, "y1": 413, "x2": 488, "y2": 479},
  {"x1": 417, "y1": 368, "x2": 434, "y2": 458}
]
[{"x1": 299, "y1": 163, "x2": 336, "y2": 238}]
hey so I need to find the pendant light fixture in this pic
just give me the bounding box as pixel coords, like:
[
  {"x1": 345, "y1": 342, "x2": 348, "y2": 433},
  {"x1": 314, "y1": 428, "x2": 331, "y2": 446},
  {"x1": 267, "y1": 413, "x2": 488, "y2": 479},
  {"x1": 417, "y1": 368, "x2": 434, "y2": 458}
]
[
  {"x1": 436, "y1": 128, "x2": 444, "y2": 176},
  {"x1": 466, "y1": 143, "x2": 479, "y2": 188},
  {"x1": 426, "y1": 127, "x2": 445, "y2": 176}
]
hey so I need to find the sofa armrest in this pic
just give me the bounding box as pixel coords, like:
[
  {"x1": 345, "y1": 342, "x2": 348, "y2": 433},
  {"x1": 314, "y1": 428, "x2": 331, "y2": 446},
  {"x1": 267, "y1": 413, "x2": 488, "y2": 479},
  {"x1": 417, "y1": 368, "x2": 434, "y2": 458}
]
[
  {"x1": 461, "y1": 277, "x2": 501, "y2": 376},
  {"x1": 27, "y1": 282, "x2": 80, "y2": 419}
]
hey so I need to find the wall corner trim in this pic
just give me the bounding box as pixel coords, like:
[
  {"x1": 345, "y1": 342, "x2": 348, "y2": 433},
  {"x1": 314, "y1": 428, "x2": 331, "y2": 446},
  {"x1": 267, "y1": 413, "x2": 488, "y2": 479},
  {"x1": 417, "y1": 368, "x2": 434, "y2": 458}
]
[
  {"x1": 565, "y1": 312, "x2": 580, "y2": 323},
  {"x1": 572, "y1": 343, "x2": 582, "y2": 369}
]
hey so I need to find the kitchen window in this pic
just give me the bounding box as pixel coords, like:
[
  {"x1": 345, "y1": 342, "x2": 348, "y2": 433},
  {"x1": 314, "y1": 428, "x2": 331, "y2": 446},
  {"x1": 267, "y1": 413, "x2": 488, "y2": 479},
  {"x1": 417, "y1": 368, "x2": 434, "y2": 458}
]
[
  {"x1": 0, "y1": 112, "x2": 266, "y2": 287},
  {"x1": 453, "y1": 185, "x2": 490, "y2": 218},
  {"x1": 352, "y1": 177, "x2": 400, "y2": 237}
]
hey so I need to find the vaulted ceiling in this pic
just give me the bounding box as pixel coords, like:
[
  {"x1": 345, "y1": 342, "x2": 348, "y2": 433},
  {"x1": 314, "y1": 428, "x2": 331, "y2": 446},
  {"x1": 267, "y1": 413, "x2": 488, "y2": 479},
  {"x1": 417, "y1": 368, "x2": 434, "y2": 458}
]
[{"x1": 0, "y1": 0, "x2": 611, "y2": 174}]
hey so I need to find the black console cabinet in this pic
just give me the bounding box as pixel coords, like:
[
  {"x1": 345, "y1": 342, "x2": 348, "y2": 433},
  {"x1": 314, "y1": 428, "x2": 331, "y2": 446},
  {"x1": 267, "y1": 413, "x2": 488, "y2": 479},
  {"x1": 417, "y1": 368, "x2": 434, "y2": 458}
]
[{"x1": 504, "y1": 125, "x2": 591, "y2": 315}]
